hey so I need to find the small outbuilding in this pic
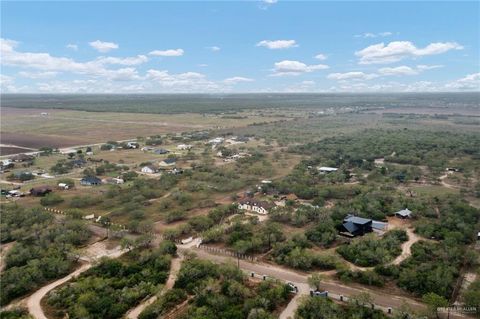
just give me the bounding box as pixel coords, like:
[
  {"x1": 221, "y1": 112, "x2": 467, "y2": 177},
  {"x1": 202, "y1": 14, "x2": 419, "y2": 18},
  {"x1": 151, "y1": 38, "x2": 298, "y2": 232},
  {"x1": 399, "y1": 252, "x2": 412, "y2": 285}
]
[
  {"x1": 317, "y1": 166, "x2": 338, "y2": 173},
  {"x1": 30, "y1": 186, "x2": 52, "y2": 196},
  {"x1": 80, "y1": 176, "x2": 102, "y2": 186},
  {"x1": 394, "y1": 208, "x2": 413, "y2": 219}
]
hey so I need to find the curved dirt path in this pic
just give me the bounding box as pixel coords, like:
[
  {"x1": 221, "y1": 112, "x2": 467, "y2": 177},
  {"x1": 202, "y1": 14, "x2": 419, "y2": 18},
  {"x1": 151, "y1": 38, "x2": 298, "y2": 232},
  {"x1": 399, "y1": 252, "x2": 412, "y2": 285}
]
[
  {"x1": 27, "y1": 263, "x2": 92, "y2": 319},
  {"x1": 27, "y1": 242, "x2": 125, "y2": 319},
  {"x1": 390, "y1": 228, "x2": 421, "y2": 265},
  {"x1": 125, "y1": 256, "x2": 183, "y2": 319},
  {"x1": 439, "y1": 172, "x2": 460, "y2": 189}
]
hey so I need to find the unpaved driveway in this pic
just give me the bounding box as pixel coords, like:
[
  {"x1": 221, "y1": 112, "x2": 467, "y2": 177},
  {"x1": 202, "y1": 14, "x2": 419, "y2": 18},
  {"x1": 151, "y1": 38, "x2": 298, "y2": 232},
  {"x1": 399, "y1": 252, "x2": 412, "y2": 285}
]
[
  {"x1": 390, "y1": 227, "x2": 421, "y2": 265},
  {"x1": 279, "y1": 284, "x2": 308, "y2": 319},
  {"x1": 27, "y1": 242, "x2": 125, "y2": 319},
  {"x1": 125, "y1": 256, "x2": 183, "y2": 319},
  {"x1": 27, "y1": 263, "x2": 92, "y2": 319}
]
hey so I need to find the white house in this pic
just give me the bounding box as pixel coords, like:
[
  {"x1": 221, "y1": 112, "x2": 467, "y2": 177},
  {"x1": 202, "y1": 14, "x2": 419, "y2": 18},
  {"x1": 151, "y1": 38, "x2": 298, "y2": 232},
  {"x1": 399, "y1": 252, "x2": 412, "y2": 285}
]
[
  {"x1": 318, "y1": 166, "x2": 338, "y2": 173},
  {"x1": 238, "y1": 199, "x2": 274, "y2": 215},
  {"x1": 141, "y1": 166, "x2": 157, "y2": 174},
  {"x1": 1, "y1": 159, "x2": 12, "y2": 166},
  {"x1": 208, "y1": 137, "x2": 224, "y2": 144},
  {"x1": 126, "y1": 142, "x2": 139, "y2": 149},
  {"x1": 103, "y1": 177, "x2": 125, "y2": 184},
  {"x1": 177, "y1": 144, "x2": 192, "y2": 150},
  {"x1": 60, "y1": 149, "x2": 77, "y2": 155}
]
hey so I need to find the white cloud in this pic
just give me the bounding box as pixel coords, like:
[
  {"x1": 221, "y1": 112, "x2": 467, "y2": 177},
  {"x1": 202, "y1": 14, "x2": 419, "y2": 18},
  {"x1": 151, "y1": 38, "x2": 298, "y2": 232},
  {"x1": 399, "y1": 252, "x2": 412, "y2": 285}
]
[
  {"x1": 89, "y1": 40, "x2": 119, "y2": 53},
  {"x1": 355, "y1": 41, "x2": 464, "y2": 64},
  {"x1": 149, "y1": 49, "x2": 184, "y2": 57},
  {"x1": 198, "y1": 64, "x2": 208, "y2": 67},
  {"x1": 263, "y1": 0, "x2": 278, "y2": 3},
  {"x1": 0, "y1": 74, "x2": 21, "y2": 93},
  {"x1": 445, "y1": 73, "x2": 480, "y2": 90},
  {"x1": 207, "y1": 46, "x2": 221, "y2": 52},
  {"x1": 355, "y1": 32, "x2": 392, "y2": 38},
  {"x1": 378, "y1": 66, "x2": 418, "y2": 76},
  {"x1": 256, "y1": 40, "x2": 297, "y2": 49},
  {"x1": 146, "y1": 69, "x2": 220, "y2": 92},
  {"x1": 95, "y1": 55, "x2": 148, "y2": 66},
  {"x1": 1, "y1": 38, "x2": 140, "y2": 81},
  {"x1": 327, "y1": 72, "x2": 378, "y2": 81},
  {"x1": 66, "y1": 44, "x2": 78, "y2": 51},
  {"x1": 314, "y1": 53, "x2": 328, "y2": 61},
  {"x1": 272, "y1": 60, "x2": 328, "y2": 76},
  {"x1": 416, "y1": 64, "x2": 443, "y2": 71},
  {"x1": 18, "y1": 71, "x2": 58, "y2": 79},
  {"x1": 223, "y1": 76, "x2": 254, "y2": 84}
]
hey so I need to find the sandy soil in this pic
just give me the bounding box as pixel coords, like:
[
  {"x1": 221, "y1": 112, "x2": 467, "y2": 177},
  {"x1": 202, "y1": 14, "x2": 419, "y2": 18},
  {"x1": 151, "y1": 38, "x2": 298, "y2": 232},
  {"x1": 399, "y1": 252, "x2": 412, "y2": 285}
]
[
  {"x1": 125, "y1": 256, "x2": 183, "y2": 319},
  {"x1": 26, "y1": 242, "x2": 125, "y2": 319}
]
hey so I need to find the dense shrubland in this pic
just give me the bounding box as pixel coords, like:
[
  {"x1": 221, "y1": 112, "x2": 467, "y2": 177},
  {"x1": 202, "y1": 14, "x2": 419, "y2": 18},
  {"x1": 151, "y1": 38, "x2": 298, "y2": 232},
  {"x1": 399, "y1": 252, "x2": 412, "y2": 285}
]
[
  {"x1": 0, "y1": 205, "x2": 90, "y2": 305},
  {"x1": 336, "y1": 230, "x2": 408, "y2": 267},
  {"x1": 46, "y1": 242, "x2": 176, "y2": 319}
]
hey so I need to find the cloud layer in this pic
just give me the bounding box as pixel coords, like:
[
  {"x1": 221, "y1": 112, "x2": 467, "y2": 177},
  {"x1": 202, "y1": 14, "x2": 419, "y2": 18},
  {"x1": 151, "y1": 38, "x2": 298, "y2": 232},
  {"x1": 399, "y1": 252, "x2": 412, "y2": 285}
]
[{"x1": 355, "y1": 41, "x2": 463, "y2": 64}]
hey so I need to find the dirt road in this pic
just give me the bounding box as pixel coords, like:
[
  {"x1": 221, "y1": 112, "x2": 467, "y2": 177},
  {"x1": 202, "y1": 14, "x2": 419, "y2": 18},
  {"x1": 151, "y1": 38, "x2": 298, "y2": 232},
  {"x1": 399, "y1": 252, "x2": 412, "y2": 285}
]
[
  {"x1": 126, "y1": 256, "x2": 183, "y2": 319},
  {"x1": 27, "y1": 263, "x2": 92, "y2": 319},
  {"x1": 279, "y1": 286, "x2": 308, "y2": 319},
  {"x1": 391, "y1": 227, "x2": 421, "y2": 265},
  {"x1": 179, "y1": 244, "x2": 427, "y2": 314},
  {"x1": 26, "y1": 242, "x2": 125, "y2": 319}
]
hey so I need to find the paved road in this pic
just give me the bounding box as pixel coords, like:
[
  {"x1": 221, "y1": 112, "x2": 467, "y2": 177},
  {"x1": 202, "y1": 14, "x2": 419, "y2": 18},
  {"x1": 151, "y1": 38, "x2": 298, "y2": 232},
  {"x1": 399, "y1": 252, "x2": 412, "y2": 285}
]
[{"x1": 126, "y1": 256, "x2": 183, "y2": 319}]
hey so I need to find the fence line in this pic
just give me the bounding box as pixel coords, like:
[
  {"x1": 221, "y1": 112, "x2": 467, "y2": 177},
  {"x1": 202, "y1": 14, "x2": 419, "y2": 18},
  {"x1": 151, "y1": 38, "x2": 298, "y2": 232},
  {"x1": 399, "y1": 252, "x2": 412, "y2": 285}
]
[
  {"x1": 197, "y1": 244, "x2": 257, "y2": 262},
  {"x1": 43, "y1": 207, "x2": 130, "y2": 232}
]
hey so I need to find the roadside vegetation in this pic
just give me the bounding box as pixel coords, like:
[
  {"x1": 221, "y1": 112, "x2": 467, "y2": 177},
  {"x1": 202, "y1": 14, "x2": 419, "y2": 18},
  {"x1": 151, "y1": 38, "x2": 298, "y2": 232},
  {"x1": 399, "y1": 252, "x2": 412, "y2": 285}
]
[
  {"x1": 46, "y1": 241, "x2": 176, "y2": 319},
  {"x1": 0, "y1": 205, "x2": 90, "y2": 306}
]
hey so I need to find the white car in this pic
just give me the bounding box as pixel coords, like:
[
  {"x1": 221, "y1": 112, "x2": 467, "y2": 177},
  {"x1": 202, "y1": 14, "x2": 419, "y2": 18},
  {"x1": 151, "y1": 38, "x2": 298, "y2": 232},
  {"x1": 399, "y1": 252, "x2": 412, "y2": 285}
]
[{"x1": 287, "y1": 282, "x2": 298, "y2": 293}]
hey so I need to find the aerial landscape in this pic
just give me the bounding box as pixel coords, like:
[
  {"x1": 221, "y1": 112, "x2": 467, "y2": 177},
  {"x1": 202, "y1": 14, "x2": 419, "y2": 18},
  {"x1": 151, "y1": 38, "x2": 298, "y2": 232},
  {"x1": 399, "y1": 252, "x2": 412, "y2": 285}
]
[{"x1": 0, "y1": 1, "x2": 479, "y2": 319}]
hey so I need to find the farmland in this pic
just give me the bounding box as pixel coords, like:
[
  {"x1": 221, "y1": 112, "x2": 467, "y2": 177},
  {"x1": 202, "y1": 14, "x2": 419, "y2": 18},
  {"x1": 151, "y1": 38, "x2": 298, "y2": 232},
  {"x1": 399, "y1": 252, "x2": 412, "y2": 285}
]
[{"x1": 1, "y1": 93, "x2": 479, "y2": 319}]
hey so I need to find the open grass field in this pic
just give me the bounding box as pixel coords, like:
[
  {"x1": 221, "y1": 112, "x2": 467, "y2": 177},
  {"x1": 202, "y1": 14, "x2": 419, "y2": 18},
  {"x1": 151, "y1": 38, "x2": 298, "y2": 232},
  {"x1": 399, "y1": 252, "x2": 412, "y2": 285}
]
[{"x1": 0, "y1": 107, "x2": 292, "y2": 150}]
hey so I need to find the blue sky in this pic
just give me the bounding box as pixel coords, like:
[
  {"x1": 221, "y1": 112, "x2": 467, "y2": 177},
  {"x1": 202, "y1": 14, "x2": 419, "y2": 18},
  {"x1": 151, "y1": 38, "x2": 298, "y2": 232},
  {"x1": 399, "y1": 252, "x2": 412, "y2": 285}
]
[{"x1": 1, "y1": 1, "x2": 479, "y2": 93}]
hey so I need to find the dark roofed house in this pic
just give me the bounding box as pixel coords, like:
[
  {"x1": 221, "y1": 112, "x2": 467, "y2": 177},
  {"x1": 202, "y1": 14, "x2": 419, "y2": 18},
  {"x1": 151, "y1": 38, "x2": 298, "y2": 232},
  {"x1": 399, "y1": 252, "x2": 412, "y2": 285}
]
[
  {"x1": 154, "y1": 148, "x2": 170, "y2": 155},
  {"x1": 341, "y1": 214, "x2": 373, "y2": 237},
  {"x1": 80, "y1": 176, "x2": 102, "y2": 186},
  {"x1": 30, "y1": 185, "x2": 52, "y2": 196},
  {"x1": 394, "y1": 208, "x2": 412, "y2": 219},
  {"x1": 71, "y1": 159, "x2": 87, "y2": 168},
  {"x1": 159, "y1": 158, "x2": 176, "y2": 166}
]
